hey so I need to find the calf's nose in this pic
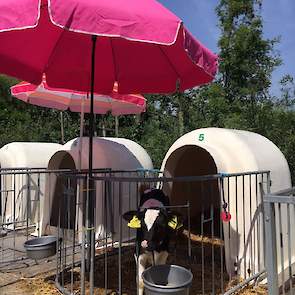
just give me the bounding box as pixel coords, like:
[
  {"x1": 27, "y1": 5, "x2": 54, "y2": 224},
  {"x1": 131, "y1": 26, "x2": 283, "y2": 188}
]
[{"x1": 141, "y1": 240, "x2": 148, "y2": 248}]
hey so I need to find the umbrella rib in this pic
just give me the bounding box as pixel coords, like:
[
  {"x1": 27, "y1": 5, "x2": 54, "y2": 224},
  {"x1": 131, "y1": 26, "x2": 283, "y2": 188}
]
[
  {"x1": 109, "y1": 38, "x2": 118, "y2": 112},
  {"x1": 109, "y1": 38, "x2": 118, "y2": 84},
  {"x1": 41, "y1": 28, "x2": 67, "y2": 79},
  {"x1": 157, "y1": 44, "x2": 181, "y2": 88}
]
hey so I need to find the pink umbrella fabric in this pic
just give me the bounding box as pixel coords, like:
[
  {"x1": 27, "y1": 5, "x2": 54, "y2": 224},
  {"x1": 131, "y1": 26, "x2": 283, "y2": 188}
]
[
  {"x1": 0, "y1": 0, "x2": 218, "y2": 94},
  {"x1": 11, "y1": 80, "x2": 146, "y2": 115}
]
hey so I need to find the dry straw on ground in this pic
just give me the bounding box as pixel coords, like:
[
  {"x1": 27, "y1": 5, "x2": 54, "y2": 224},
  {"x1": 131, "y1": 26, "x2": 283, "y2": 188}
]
[{"x1": 1, "y1": 231, "x2": 268, "y2": 295}]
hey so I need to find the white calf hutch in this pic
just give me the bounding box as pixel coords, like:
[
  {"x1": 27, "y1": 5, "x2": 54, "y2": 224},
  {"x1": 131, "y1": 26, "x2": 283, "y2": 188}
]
[
  {"x1": 161, "y1": 127, "x2": 292, "y2": 279},
  {"x1": 41, "y1": 137, "x2": 153, "y2": 244},
  {"x1": 0, "y1": 142, "x2": 62, "y2": 231}
]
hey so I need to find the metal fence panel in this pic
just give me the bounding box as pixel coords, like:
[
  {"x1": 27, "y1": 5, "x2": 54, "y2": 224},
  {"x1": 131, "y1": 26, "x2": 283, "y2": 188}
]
[
  {"x1": 263, "y1": 187, "x2": 295, "y2": 295},
  {"x1": 0, "y1": 168, "x2": 271, "y2": 295}
]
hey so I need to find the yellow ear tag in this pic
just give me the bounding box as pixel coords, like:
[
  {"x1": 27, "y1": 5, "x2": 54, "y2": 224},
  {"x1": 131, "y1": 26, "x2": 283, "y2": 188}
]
[
  {"x1": 168, "y1": 216, "x2": 183, "y2": 230},
  {"x1": 128, "y1": 216, "x2": 141, "y2": 228}
]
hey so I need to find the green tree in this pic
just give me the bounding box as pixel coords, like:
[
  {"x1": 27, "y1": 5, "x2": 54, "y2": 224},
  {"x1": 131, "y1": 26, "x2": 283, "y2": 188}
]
[
  {"x1": 0, "y1": 74, "x2": 80, "y2": 147},
  {"x1": 208, "y1": 0, "x2": 294, "y2": 181},
  {"x1": 118, "y1": 94, "x2": 179, "y2": 168},
  {"x1": 216, "y1": 0, "x2": 281, "y2": 104},
  {"x1": 182, "y1": 0, "x2": 295, "y2": 181}
]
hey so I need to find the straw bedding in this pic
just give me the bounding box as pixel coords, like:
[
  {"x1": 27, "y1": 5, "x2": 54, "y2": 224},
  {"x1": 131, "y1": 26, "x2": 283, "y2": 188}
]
[{"x1": 6, "y1": 231, "x2": 268, "y2": 295}]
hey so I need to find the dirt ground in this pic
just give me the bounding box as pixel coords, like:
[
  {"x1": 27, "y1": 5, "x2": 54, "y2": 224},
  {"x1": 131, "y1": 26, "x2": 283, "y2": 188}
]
[{"x1": 0, "y1": 231, "x2": 268, "y2": 295}]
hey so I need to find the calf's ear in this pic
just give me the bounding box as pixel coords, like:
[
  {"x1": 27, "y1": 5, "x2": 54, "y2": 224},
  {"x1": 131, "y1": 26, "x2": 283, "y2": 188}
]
[
  {"x1": 168, "y1": 212, "x2": 183, "y2": 230},
  {"x1": 123, "y1": 211, "x2": 141, "y2": 229}
]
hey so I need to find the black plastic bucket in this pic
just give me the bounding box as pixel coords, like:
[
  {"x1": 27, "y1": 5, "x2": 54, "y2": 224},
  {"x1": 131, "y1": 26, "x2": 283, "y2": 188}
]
[
  {"x1": 24, "y1": 236, "x2": 57, "y2": 260},
  {"x1": 142, "y1": 265, "x2": 193, "y2": 295}
]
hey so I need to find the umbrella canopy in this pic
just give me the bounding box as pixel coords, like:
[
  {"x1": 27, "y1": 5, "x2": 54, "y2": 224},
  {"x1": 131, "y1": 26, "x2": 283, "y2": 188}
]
[
  {"x1": 0, "y1": 0, "x2": 218, "y2": 94},
  {"x1": 10, "y1": 80, "x2": 146, "y2": 115}
]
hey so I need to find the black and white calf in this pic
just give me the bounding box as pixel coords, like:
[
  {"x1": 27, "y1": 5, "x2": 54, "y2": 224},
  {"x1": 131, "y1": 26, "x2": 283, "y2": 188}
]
[{"x1": 123, "y1": 188, "x2": 182, "y2": 295}]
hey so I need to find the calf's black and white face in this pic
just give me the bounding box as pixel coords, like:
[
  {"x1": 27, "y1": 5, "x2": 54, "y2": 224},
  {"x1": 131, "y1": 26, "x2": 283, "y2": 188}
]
[
  {"x1": 123, "y1": 208, "x2": 182, "y2": 252},
  {"x1": 141, "y1": 208, "x2": 169, "y2": 251}
]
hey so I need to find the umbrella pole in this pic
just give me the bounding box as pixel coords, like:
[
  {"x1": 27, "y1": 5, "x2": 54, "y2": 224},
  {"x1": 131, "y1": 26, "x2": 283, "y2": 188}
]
[
  {"x1": 86, "y1": 35, "x2": 97, "y2": 293},
  {"x1": 79, "y1": 96, "x2": 86, "y2": 294},
  {"x1": 60, "y1": 112, "x2": 65, "y2": 144}
]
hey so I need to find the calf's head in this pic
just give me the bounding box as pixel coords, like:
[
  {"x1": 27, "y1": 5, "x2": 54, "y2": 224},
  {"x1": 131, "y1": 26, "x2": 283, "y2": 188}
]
[{"x1": 123, "y1": 208, "x2": 183, "y2": 251}]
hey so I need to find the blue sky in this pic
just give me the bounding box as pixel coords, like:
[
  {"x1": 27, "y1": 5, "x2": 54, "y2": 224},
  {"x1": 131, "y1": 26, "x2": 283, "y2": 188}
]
[{"x1": 158, "y1": 0, "x2": 295, "y2": 96}]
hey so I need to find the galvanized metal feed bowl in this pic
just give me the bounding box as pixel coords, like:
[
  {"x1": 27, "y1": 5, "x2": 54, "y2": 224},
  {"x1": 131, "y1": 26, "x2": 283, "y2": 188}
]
[
  {"x1": 24, "y1": 236, "x2": 57, "y2": 260},
  {"x1": 142, "y1": 265, "x2": 193, "y2": 295}
]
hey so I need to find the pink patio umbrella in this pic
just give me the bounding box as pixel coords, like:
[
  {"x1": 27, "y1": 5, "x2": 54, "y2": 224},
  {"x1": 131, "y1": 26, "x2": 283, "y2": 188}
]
[
  {"x1": 0, "y1": 1, "x2": 218, "y2": 288},
  {"x1": 10, "y1": 79, "x2": 146, "y2": 115},
  {"x1": 0, "y1": 0, "x2": 218, "y2": 94},
  {"x1": 0, "y1": 0, "x2": 218, "y2": 176},
  {"x1": 11, "y1": 78, "x2": 146, "y2": 156},
  {"x1": 11, "y1": 78, "x2": 146, "y2": 175}
]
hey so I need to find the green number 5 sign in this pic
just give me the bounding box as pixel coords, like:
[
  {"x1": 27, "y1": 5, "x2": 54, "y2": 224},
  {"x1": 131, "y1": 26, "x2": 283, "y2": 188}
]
[{"x1": 198, "y1": 133, "x2": 205, "y2": 141}]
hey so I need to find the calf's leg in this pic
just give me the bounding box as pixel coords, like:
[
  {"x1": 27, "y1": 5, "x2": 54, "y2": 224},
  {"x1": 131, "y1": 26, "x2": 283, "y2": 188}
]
[
  {"x1": 135, "y1": 253, "x2": 151, "y2": 295},
  {"x1": 135, "y1": 251, "x2": 168, "y2": 295},
  {"x1": 154, "y1": 250, "x2": 169, "y2": 265}
]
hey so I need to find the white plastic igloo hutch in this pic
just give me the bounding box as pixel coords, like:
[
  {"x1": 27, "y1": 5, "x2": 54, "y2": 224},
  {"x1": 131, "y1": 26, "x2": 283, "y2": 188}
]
[
  {"x1": 0, "y1": 142, "x2": 62, "y2": 230},
  {"x1": 161, "y1": 127, "x2": 292, "y2": 279},
  {"x1": 41, "y1": 137, "x2": 153, "y2": 244}
]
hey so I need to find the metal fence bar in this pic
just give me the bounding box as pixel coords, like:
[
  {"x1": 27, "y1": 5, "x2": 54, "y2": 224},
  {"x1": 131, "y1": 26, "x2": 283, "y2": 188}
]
[
  {"x1": 219, "y1": 178, "x2": 224, "y2": 294},
  {"x1": 287, "y1": 203, "x2": 293, "y2": 294},
  {"x1": 81, "y1": 178, "x2": 86, "y2": 295},
  {"x1": 264, "y1": 195, "x2": 295, "y2": 204},
  {"x1": 263, "y1": 191, "x2": 279, "y2": 295},
  {"x1": 255, "y1": 174, "x2": 259, "y2": 274},
  {"x1": 224, "y1": 269, "x2": 266, "y2": 295},
  {"x1": 249, "y1": 174, "x2": 253, "y2": 276},
  {"x1": 242, "y1": 175, "x2": 246, "y2": 277},
  {"x1": 235, "y1": 175, "x2": 239, "y2": 276},
  {"x1": 201, "y1": 181, "x2": 205, "y2": 295},
  {"x1": 118, "y1": 181, "x2": 122, "y2": 295},
  {"x1": 13, "y1": 173, "x2": 16, "y2": 262},
  {"x1": 210, "y1": 201, "x2": 215, "y2": 294},
  {"x1": 104, "y1": 179, "x2": 109, "y2": 295},
  {"x1": 278, "y1": 202, "x2": 286, "y2": 295},
  {"x1": 37, "y1": 173, "x2": 41, "y2": 237},
  {"x1": 90, "y1": 180, "x2": 95, "y2": 295},
  {"x1": 226, "y1": 177, "x2": 231, "y2": 282},
  {"x1": 187, "y1": 200, "x2": 191, "y2": 262},
  {"x1": 92, "y1": 170, "x2": 271, "y2": 183}
]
